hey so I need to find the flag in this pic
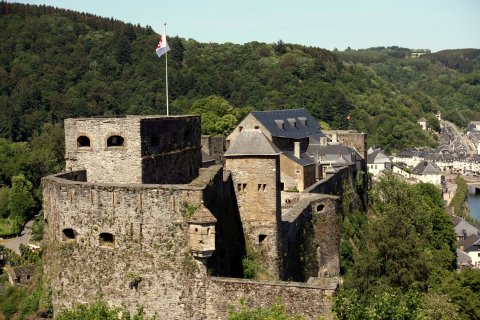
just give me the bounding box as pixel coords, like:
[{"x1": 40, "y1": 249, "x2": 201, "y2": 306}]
[{"x1": 155, "y1": 31, "x2": 170, "y2": 58}]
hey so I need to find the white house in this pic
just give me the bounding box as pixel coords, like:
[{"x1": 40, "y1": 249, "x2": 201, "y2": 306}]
[
  {"x1": 411, "y1": 161, "x2": 443, "y2": 186},
  {"x1": 367, "y1": 147, "x2": 391, "y2": 176}
]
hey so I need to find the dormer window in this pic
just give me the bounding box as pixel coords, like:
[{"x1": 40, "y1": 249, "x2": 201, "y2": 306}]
[
  {"x1": 107, "y1": 135, "x2": 124, "y2": 147},
  {"x1": 274, "y1": 120, "x2": 285, "y2": 130},
  {"x1": 287, "y1": 118, "x2": 296, "y2": 128},
  {"x1": 298, "y1": 117, "x2": 308, "y2": 127},
  {"x1": 77, "y1": 136, "x2": 90, "y2": 148}
]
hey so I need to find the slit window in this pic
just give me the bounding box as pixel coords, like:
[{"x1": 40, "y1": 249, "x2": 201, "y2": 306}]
[
  {"x1": 99, "y1": 232, "x2": 115, "y2": 247},
  {"x1": 107, "y1": 135, "x2": 124, "y2": 147},
  {"x1": 62, "y1": 228, "x2": 76, "y2": 241},
  {"x1": 259, "y1": 234, "x2": 267, "y2": 243},
  {"x1": 257, "y1": 184, "x2": 266, "y2": 191},
  {"x1": 77, "y1": 136, "x2": 90, "y2": 148}
]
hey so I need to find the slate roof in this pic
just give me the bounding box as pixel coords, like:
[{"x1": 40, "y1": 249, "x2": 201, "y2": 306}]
[
  {"x1": 282, "y1": 150, "x2": 315, "y2": 167},
  {"x1": 454, "y1": 219, "x2": 479, "y2": 238},
  {"x1": 367, "y1": 149, "x2": 390, "y2": 164},
  {"x1": 456, "y1": 249, "x2": 472, "y2": 265},
  {"x1": 459, "y1": 234, "x2": 480, "y2": 252},
  {"x1": 224, "y1": 130, "x2": 281, "y2": 156},
  {"x1": 418, "y1": 117, "x2": 427, "y2": 122},
  {"x1": 411, "y1": 161, "x2": 441, "y2": 175},
  {"x1": 251, "y1": 108, "x2": 323, "y2": 139}
]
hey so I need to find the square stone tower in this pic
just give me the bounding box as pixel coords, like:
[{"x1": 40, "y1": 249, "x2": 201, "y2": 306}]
[
  {"x1": 64, "y1": 115, "x2": 201, "y2": 184},
  {"x1": 224, "y1": 130, "x2": 282, "y2": 279}
]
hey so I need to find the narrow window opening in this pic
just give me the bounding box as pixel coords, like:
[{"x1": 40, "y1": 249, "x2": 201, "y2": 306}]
[
  {"x1": 99, "y1": 232, "x2": 115, "y2": 247},
  {"x1": 259, "y1": 234, "x2": 267, "y2": 243},
  {"x1": 242, "y1": 183, "x2": 247, "y2": 191},
  {"x1": 77, "y1": 136, "x2": 90, "y2": 148},
  {"x1": 237, "y1": 183, "x2": 242, "y2": 192},
  {"x1": 254, "y1": 125, "x2": 259, "y2": 129},
  {"x1": 239, "y1": 126, "x2": 243, "y2": 132},
  {"x1": 195, "y1": 228, "x2": 199, "y2": 232},
  {"x1": 317, "y1": 204, "x2": 325, "y2": 212},
  {"x1": 280, "y1": 182, "x2": 285, "y2": 191},
  {"x1": 62, "y1": 228, "x2": 76, "y2": 241},
  {"x1": 262, "y1": 184, "x2": 266, "y2": 191},
  {"x1": 107, "y1": 135, "x2": 124, "y2": 147},
  {"x1": 258, "y1": 184, "x2": 262, "y2": 191},
  {"x1": 27, "y1": 275, "x2": 31, "y2": 280},
  {"x1": 207, "y1": 228, "x2": 210, "y2": 235}
]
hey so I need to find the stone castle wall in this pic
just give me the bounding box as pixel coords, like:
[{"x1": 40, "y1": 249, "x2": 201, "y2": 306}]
[
  {"x1": 201, "y1": 135, "x2": 226, "y2": 164},
  {"x1": 204, "y1": 277, "x2": 337, "y2": 320},
  {"x1": 64, "y1": 117, "x2": 143, "y2": 184},
  {"x1": 65, "y1": 116, "x2": 201, "y2": 185},
  {"x1": 282, "y1": 195, "x2": 341, "y2": 281},
  {"x1": 225, "y1": 156, "x2": 281, "y2": 278},
  {"x1": 324, "y1": 130, "x2": 367, "y2": 159},
  {"x1": 42, "y1": 165, "x2": 224, "y2": 319}
]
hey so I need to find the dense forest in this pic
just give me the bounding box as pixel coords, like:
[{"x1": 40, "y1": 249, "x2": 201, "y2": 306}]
[{"x1": 0, "y1": 3, "x2": 480, "y2": 319}]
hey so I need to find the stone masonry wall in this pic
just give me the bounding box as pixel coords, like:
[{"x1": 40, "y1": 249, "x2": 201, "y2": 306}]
[
  {"x1": 64, "y1": 117, "x2": 142, "y2": 184},
  {"x1": 201, "y1": 135, "x2": 226, "y2": 164},
  {"x1": 42, "y1": 165, "x2": 225, "y2": 319},
  {"x1": 282, "y1": 195, "x2": 341, "y2": 281},
  {"x1": 141, "y1": 117, "x2": 201, "y2": 184},
  {"x1": 225, "y1": 156, "x2": 281, "y2": 279},
  {"x1": 204, "y1": 277, "x2": 338, "y2": 320},
  {"x1": 225, "y1": 114, "x2": 271, "y2": 150}
]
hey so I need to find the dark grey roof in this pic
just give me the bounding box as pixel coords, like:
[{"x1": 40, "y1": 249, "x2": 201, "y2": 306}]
[
  {"x1": 411, "y1": 161, "x2": 441, "y2": 175},
  {"x1": 459, "y1": 234, "x2": 480, "y2": 252},
  {"x1": 282, "y1": 150, "x2": 315, "y2": 167},
  {"x1": 451, "y1": 215, "x2": 463, "y2": 226},
  {"x1": 367, "y1": 149, "x2": 390, "y2": 164},
  {"x1": 224, "y1": 130, "x2": 281, "y2": 156},
  {"x1": 251, "y1": 108, "x2": 323, "y2": 139},
  {"x1": 454, "y1": 220, "x2": 479, "y2": 238},
  {"x1": 456, "y1": 249, "x2": 472, "y2": 265}
]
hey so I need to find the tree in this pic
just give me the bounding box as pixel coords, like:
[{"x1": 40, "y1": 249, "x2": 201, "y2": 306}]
[{"x1": 8, "y1": 173, "x2": 35, "y2": 222}]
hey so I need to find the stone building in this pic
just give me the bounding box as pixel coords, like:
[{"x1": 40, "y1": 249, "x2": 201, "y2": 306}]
[
  {"x1": 42, "y1": 114, "x2": 348, "y2": 319},
  {"x1": 224, "y1": 130, "x2": 281, "y2": 278}
]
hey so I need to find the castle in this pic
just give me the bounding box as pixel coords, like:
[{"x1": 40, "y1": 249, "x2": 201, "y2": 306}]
[{"x1": 42, "y1": 110, "x2": 366, "y2": 319}]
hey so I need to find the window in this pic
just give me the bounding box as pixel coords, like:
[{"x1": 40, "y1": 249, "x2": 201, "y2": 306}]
[
  {"x1": 239, "y1": 126, "x2": 243, "y2": 132},
  {"x1": 259, "y1": 234, "x2": 267, "y2": 243},
  {"x1": 99, "y1": 232, "x2": 115, "y2": 248},
  {"x1": 280, "y1": 182, "x2": 285, "y2": 191},
  {"x1": 237, "y1": 184, "x2": 247, "y2": 192},
  {"x1": 107, "y1": 135, "x2": 124, "y2": 147},
  {"x1": 77, "y1": 136, "x2": 90, "y2": 148},
  {"x1": 62, "y1": 228, "x2": 76, "y2": 241},
  {"x1": 254, "y1": 126, "x2": 259, "y2": 129},
  {"x1": 257, "y1": 184, "x2": 266, "y2": 191},
  {"x1": 316, "y1": 204, "x2": 325, "y2": 212}
]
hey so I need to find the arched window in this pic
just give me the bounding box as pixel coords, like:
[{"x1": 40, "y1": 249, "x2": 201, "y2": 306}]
[
  {"x1": 62, "y1": 228, "x2": 76, "y2": 241},
  {"x1": 77, "y1": 136, "x2": 90, "y2": 148},
  {"x1": 107, "y1": 135, "x2": 124, "y2": 147},
  {"x1": 99, "y1": 232, "x2": 115, "y2": 247}
]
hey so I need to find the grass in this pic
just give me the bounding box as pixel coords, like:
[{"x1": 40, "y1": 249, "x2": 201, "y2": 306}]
[{"x1": 0, "y1": 217, "x2": 21, "y2": 238}]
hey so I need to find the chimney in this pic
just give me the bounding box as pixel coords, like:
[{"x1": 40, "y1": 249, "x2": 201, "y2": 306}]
[
  {"x1": 294, "y1": 141, "x2": 301, "y2": 159},
  {"x1": 331, "y1": 133, "x2": 338, "y2": 143},
  {"x1": 320, "y1": 137, "x2": 328, "y2": 146}
]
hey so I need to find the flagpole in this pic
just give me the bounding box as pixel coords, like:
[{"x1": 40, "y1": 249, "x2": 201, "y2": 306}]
[{"x1": 164, "y1": 23, "x2": 169, "y2": 116}]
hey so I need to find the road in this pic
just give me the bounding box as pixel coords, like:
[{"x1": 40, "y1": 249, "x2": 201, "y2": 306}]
[
  {"x1": 0, "y1": 219, "x2": 34, "y2": 254},
  {"x1": 441, "y1": 120, "x2": 476, "y2": 156}
]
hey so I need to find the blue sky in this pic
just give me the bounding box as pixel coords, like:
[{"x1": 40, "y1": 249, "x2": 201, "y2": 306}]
[{"x1": 12, "y1": 0, "x2": 480, "y2": 52}]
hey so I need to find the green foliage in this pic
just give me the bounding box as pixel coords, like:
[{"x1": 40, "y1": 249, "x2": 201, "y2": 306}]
[
  {"x1": 8, "y1": 174, "x2": 35, "y2": 222},
  {"x1": 228, "y1": 300, "x2": 304, "y2": 320},
  {"x1": 0, "y1": 186, "x2": 10, "y2": 218},
  {"x1": 56, "y1": 301, "x2": 151, "y2": 320},
  {"x1": 242, "y1": 245, "x2": 260, "y2": 279},
  {"x1": 30, "y1": 214, "x2": 45, "y2": 242},
  {"x1": 451, "y1": 175, "x2": 468, "y2": 218}
]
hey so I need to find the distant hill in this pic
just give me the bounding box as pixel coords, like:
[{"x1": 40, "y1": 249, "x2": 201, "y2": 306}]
[{"x1": 0, "y1": 3, "x2": 479, "y2": 152}]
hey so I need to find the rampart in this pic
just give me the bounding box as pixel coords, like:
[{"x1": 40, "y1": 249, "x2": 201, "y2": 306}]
[
  {"x1": 42, "y1": 165, "x2": 241, "y2": 319},
  {"x1": 204, "y1": 277, "x2": 337, "y2": 320},
  {"x1": 282, "y1": 194, "x2": 341, "y2": 281}
]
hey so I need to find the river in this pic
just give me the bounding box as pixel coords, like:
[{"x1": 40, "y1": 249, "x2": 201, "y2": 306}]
[{"x1": 468, "y1": 188, "x2": 480, "y2": 221}]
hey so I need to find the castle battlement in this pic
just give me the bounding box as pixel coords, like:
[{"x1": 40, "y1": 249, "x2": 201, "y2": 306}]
[{"x1": 65, "y1": 115, "x2": 202, "y2": 184}]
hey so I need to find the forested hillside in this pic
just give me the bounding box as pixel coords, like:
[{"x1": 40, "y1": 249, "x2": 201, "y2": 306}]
[{"x1": 1, "y1": 3, "x2": 479, "y2": 152}]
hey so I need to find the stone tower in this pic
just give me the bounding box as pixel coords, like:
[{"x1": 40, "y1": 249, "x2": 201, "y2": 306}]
[
  {"x1": 224, "y1": 130, "x2": 282, "y2": 279},
  {"x1": 64, "y1": 115, "x2": 201, "y2": 184}
]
